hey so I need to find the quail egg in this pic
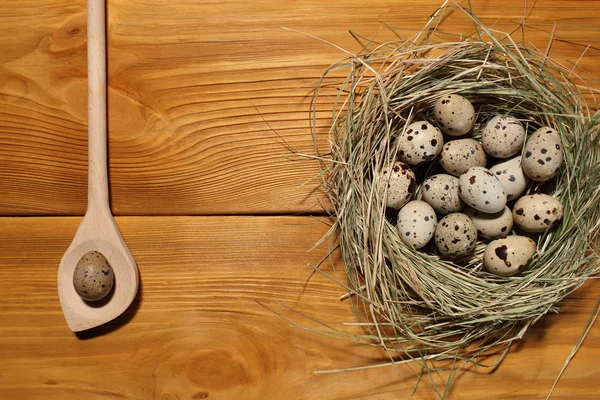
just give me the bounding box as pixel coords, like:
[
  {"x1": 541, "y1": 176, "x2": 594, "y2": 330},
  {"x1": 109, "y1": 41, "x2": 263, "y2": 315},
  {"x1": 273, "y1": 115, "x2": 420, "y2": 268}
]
[
  {"x1": 512, "y1": 194, "x2": 564, "y2": 233},
  {"x1": 73, "y1": 251, "x2": 114, "y2": 301},
  {"x1": 490, "y1": 156, "x2": 529, "y2": 201},
  {"x1": 421, "y1": 174, "x2": 465, "y2": 214},
  {"x1": 397, "y1": 200, "x2": 437, "y2": 249},
  {"x1": 481, "y1": 115, "x2": 526, "y2": 159},
  {"x1": 465, "y1": 206, "x2": 513, "y2": 239},
  {"x1": 434, "y1": 213, "x2": 478, "y2": 258},
  {"x1": 378, "y1": 161, "x2": 416, "y2": 209},
  {"x1": 484, "y1": 236, "x2": 537, "y2": 277},
  {"x1": 439, "y1": 139, "x2": 487, "y2": 177},
  {"x1": 434, "y1": 94, "x2": 476, "y2": 136},
  {"x1": 396, "y1": 120, "x2": 444, "y2": 165},
  {"x1": 458, "y1": 166, "x2": 507, "y2": 213},
  {"x1": 521, "y1": 127, "x2": 564, "y2": 182}
]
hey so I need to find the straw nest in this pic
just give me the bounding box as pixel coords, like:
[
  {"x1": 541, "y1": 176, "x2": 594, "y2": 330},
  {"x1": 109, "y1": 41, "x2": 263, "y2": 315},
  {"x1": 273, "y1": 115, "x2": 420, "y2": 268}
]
[{"x1": 310, "y1": 3, "x2": 600, "y2": 375}]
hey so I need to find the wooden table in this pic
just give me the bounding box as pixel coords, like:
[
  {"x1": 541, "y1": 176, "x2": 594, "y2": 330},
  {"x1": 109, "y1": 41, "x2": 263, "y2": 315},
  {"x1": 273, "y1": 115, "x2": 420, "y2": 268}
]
[{"x1": 1, "y1": 1, "x2": 599, "y2": 398}]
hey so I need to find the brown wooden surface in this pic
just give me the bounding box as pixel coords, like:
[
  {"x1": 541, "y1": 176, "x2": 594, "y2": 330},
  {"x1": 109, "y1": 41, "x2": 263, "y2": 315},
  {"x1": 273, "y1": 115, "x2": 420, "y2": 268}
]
[
  {"x1": 0, "y1": 216, "x2": 599, "y2": 400},
  {"x1": 1, "y1": 0, "x2": 599, "y2": 215},
  {"x1": 1, "y1": 0, "x2": 600, "y2": 399}
]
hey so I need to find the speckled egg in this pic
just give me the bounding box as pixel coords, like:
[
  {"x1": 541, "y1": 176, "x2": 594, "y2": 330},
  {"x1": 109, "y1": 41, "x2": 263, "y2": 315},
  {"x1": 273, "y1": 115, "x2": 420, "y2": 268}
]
[
  {"x1": 434, "y1": 213, "x2": 478, "y2": 258},
  {"x1": 397, "y1": 200, "x2": 437, "y2": 249},
  {"x1": 396, "y1": 120, "x2": 444, "y2": 165},
  {"x1": 458, "y1": 166, "x2": 507, "y2": 213},
  {"x1": 481, "y1": 115, "x2": 526, "y2": 159},
  {"x1": 378, "y1": 161, "x2": 416, "y2": 209},
  {"x1": 521, "y1": 127, "x2": 564, "y2": 182},
  {"x1": 73, "y1": 251, "x2": 114, "y2": 301},
  {"x1": 421, "y1": 174, "x2": 465, "y2": 214},
  {"x1": 489, "y1": 156, "x2": 529, "y2": 201},
  {"x1": 465, "y1": 206, "x2": 513, "y2": 239},
  {"x1": 434, "y1": 94, "x2": 476, "y2": 136},
  {"x1": 439, "y1": 139, "x2": 487, "y2": 177},
  {"x1": 512, "y1": 194, "x2": 564, "y2": 233},
  {"x1": 484, "y1": 236, "x2": 536, "y2": 277}
]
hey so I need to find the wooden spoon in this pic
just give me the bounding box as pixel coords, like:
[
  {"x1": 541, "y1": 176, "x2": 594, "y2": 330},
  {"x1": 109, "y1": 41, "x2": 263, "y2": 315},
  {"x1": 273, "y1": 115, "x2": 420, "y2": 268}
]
[{"x1": 58, "y1": 0, "x2": 139, "y2": 332}]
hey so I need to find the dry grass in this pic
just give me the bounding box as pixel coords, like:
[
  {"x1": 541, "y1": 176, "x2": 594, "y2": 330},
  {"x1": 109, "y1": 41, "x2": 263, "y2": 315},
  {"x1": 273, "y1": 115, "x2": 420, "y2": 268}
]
[{"x1": 303, "y1": 1, "x2": 600, "y2": 397}]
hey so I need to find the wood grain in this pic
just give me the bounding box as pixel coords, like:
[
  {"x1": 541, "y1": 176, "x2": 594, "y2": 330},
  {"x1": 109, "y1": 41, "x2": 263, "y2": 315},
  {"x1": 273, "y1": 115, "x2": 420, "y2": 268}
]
[
  {"x1": 0, "y1": 216, "x2": 598, "y2": 399},
  {"x1": 1, "y1": 0, "x2": 599, "y2": 215},
  {"x1": 2, "y1": 1, "x2": 600, "y2": 399}
]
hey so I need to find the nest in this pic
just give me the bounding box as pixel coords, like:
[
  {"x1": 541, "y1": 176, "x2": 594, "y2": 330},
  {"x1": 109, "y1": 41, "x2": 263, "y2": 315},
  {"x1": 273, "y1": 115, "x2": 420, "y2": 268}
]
[{"x1": 309, "y1": 1, "x2": 600, "y2": 388}]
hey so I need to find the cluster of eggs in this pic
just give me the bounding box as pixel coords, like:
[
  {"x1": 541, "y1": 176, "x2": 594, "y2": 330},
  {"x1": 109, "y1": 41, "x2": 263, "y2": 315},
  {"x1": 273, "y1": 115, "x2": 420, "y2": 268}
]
[{"x1": 379, "y1": 94, "x2": 565, "y2": 277}]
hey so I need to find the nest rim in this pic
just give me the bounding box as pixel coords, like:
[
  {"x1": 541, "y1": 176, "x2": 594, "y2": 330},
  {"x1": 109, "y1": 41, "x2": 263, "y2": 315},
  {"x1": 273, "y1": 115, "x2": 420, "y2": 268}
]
[{"x1": 312, "y1": 7, "x2": 600, "y2": 360}]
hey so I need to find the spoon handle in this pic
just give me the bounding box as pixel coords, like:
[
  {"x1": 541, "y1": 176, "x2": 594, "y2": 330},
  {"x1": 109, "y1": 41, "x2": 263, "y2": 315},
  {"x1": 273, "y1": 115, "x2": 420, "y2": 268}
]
[{"x1": 87, "y1": 0, "x2": 110, "y2": 213}]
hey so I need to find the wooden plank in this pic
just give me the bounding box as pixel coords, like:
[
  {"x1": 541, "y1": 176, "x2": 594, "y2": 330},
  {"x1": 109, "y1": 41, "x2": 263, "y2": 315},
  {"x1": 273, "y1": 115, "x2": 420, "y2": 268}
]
[
  {"x1": 0, "y1": 216, "x2": 598, "y2": 399},
  {"x1": 2, "y1": 1, "x2": 600, "y2": 215}
]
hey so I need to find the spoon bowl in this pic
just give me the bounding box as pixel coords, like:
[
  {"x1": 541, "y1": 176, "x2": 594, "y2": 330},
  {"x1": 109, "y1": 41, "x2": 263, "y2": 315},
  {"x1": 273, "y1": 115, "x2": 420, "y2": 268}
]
[{"x1": 58, "y1": 207, "x2": 138, "y2": 332}]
